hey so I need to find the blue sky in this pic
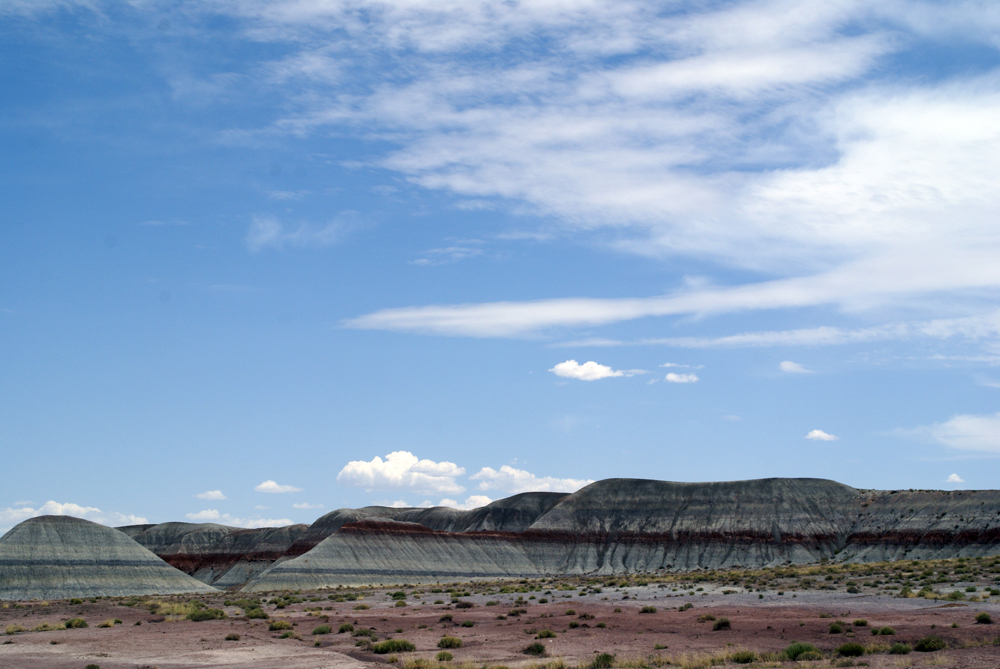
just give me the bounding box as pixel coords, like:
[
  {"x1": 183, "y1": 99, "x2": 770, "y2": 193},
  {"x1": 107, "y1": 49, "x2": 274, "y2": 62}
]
[{"x1": 3, "y1": 0, "x2": 1000, "y2": 532}]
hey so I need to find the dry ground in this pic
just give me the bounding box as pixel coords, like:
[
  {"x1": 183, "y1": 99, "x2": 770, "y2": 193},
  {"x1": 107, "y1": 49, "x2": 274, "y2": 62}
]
[{"x1": 3, "y1": 559, "x2": 1000, "y2": 669}]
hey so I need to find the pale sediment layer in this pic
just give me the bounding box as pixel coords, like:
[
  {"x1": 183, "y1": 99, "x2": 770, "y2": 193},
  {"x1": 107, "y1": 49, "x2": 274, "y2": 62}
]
[{"x1": 0, "y1": 515, "x2": 217, "y2": 600}]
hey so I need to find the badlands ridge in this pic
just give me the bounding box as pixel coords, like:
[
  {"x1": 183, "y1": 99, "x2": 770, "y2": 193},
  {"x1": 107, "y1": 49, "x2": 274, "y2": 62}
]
[{"x1": 2, "y1": 477, "x2": 999, "y2": 599}]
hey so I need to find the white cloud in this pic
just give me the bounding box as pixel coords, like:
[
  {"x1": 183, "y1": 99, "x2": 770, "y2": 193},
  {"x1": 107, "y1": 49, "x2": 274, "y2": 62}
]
[
  {"x1": 661, "y1": 363, "x2": 702, "y2": 369},
  {"x1": 254, "y1": 480, "x2": 304, "y2": 493},
  {"x1": 665, "y1": 372, "x2": 699, "y2": 383},
  {"x1": 336, "y1": 451, "x2": 466, "y2": 494},
  {"x1": 470, "y1": 465, "x2": 593, "y2": 494},
  {"x1": 914, "y1": 412, "x2": 1000, "y2": 453},
  {"x1": 806, "y1": 429, "x2": 839, "y2": 441},
  {"x1": 245, "y1": 213, "x2": 359, "y2": 252},
  {"x1": 0, "y1": 501, "x2": 148, "y2": 532},
  {"x1": 292, "y1": 502, "x2": 325, "y2": 509},
  {"x1": 195, "y1": 490, "x2": 227, "y2": 500},
  {"x1": 779, "y1": 361, "x2": 812, "y2": 374},
  {"x1": 184, "y1": 508, "x2": 294, "y2": 528},
  {"x1": 437, "y1": 495, "x2": 493, "y2": 510},
  {"x1": 946, "y1": 473, "x2": 965, "y2": 483},
  {"x1": 549, "y1": 359, "x2": 621, "y2": 381}
]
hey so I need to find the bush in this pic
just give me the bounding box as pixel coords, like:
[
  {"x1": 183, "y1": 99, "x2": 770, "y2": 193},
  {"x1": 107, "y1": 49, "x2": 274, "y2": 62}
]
[
  {"x1": 5, "y1": 625, "x2": 24, "y2": 635},
  {"x1": 524, "y1": 642, "x2": 547, "y2": 656},
  {"x1": 246, "y1": 608, "x2": 268, "y2": 619},
  {"x1": 536, "y1": 629, "x2": 556, "y2": 638},
  {"x1": 439, "y1": 614, "x2": 453, "y2": 622},
  {"x1": 69, "y1": 598, "x2": 83, "y2": 605},
  {"x1": 783, "y1": 642, "x2": 821, "y2": 661},
  {"x1": 454, "y1": 601, "x2": 474, "y2": 609},
  {"x1": 888, "y1": 643, "x2": 912, "y2": 655},
  {"x1": 852, "y1": 619, "x2": 868, "y2": 627},
  {"x1": 976, "y1": 612, "x2": 993, "y2": 625},
  {"x1": 65, "y1": 618, "x2": 88, "y2": 628},
  {"x1": 697, "y1": 614, "x2": 715, "y2": 622},
  {"x1": 829, "y1": 621, "x2": 844, "y2": 634},
  {"x1": 313, "y1": 625, "x2": 331, "y2": 635},
  {"x1": 836, "y1": 642, "x2": 865, "y2": 657},
  {"x1": 373, "y1": 639, "x2": 416, "y2": 654},
  {"x1": 395, "y1": 600, "x2": 407, "y2": 608},
  {"x1": 354, "y1": 604, "x2": 369, "y2": 610},
  {"x1": 730, "y1": 650, "x2": 756, "y2": 664},
  {"x1": 85, "y1": 665, "x2": 99, "y2": 669},
  {"x1": 565, "y1": 609, "x2": 576, "y2": 616},
  {"x1": 225, "y1": 633, "x2": 240, "y2": 641},
  {"x1": 872, "y1": 626, "x2": 895, "y2": 635},
  {"x1": 461, "y1": 620, "x2": 474, "y2": 628},
  {"x1": 436, "y1": 651, "x2": 453, "y2": 661},
  {"x1": 639, "y1": 606, "x2": 656, "y2": 614},
  {"x1": 339, "y1": 623, "x2": 354, "y2": 633},
  {"x1": 712, "y1": 618, "x2": 731, "y2": 631},
  {"x1": 269, "y1": 620, "x2": 293, "y2": 631},
  {"x1": 438, "y1": 636, "x2": 462, "y2": 649},
  {"x1": 591, "y1": 652, "x2": 615, "y2": 669},
  {"x1": 914, "y1": 636, "x2": 947, "y2": 652},
  {"x1": 187, "y1": 608, "x2": 225, "y2": 622}
]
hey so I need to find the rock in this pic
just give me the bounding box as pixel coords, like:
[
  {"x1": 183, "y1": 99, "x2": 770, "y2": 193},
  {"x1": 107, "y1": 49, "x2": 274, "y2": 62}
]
[{"x1": 0, "y1": 515, "x2": 217, "y2": 600}]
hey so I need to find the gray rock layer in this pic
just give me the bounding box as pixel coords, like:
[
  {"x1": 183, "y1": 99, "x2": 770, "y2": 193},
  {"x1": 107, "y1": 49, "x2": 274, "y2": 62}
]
[
  {"x1": 242, "y1": 478, "x2": 1000, "y2": 591},
  {"x1": 0, "y1": 515, "x2": 217, "y2": 600}
]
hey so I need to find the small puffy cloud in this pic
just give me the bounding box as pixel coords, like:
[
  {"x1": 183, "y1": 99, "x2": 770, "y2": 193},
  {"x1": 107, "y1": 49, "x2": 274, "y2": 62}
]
[
  {"x1": 437, "y1": 495, "x2": 493, "y2": 510},
  {"x1": 471, "y1": 465, "x2": 593, "y2": 494},
  {"x1": 917, "y1": 412, "x2": 1000, "y2": 453},
  {"x1": 0, "y1": 501, "x2": 148, "y2": 533},
  {"x1": 806, "y1": 429, "x2": 839, "y2": 441},
  {"x1": 195, "y1": 490, "x2": 227, "y2": 500},
  {"x1": 336, "y1": 451, "x2": 466, "y2": 494},
  {"x1": 292, "y1": 502, "x2": 324, "y2": 509},
  {"x1": 550, "y1": 360, "x2": 623, "y2": 381},
  {"x1": 184, "y1": 509, "x2": 293, "y2": 528},
  {"x1": 946, "y1": 473, "x2": 965, "y2": 483},
  {"x1": 390, "y1": 500, "x2": 411, "y2": 508},
  {"x1": 665, "y1": 372, "x2": 699, "y2": 383},
  {"x1": 254, "y1": 480, "x2": 303, "y2": 493},
  {"x1": 779, "y1": 361, "x2": 812, "y2": 373}
]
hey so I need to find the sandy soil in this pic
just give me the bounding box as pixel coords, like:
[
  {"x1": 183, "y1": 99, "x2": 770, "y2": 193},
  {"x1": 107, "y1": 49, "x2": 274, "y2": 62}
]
[{"x1": 2, "y1": 586, "x2": 999, "y2": 668}]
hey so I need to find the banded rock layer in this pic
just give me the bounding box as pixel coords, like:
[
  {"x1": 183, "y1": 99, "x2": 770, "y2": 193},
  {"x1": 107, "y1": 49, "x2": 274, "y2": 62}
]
[
  {"x1": 0, "y1": 515, "x2": 217, "y2": 600},
  {"x1": 242, "y1": 478, "x2": 1000, "y2": 590}
]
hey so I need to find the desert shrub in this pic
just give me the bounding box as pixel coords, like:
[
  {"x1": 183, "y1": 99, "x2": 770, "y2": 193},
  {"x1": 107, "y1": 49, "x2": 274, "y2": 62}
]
[
  {"x1": 461, "y1": 620, "x2": 474, "y2": 627},
  {"x1": 391, "y1": 591, "x2": 407, "y2": 599},
  {"x1": 439, "y1": 614, "x2": 453, "y2": 622},
  {"x1": 339, "y1": 623, "x2": 354, "y2": 633},
  {"x1": 697, "y1": 614, "x2": 716, "y2": 622},
  {"x1": 69, "y1": 598, "x2": 83, "y2": 605},
  {"x1": 783, "y1": 642, "x2": 821, "y2": 661},
  {"x1": 872, "y1": 626, "x2": 895, "y2": 635},
  {"x1": 829, "y1": 621, "x2": 844, "y2": 634},
  {"x1": 438, "y1": 636, "x2": 462, "y2": 649},
  {"x1": 436, "y1": 651, "x2": 453, "y2": 661},
  {"x1": 976, "y1": 612, "x2": 993, "y2": 624},
  {"x1": 65, "y1": 618, "x2": 88, "y2": 628},
  {"x1": 85, "y1": 665, "x2": 99, "y2": 669},
  {"x1": 33, "y1": 622, "x2": 65, "y2": 632},
  {"x1": 454, "y1": 601, "x2": 474, "y2": 609},
  {"x1": 187, "y1": 608, "x2": 225, "y2": 622},
  {"x1": 524, "y1": 642, "x2": 547, "y2": 656},
  {"x1": 836, "y1": 642, "x2": 865, "y2": 657},
  {"x1": 712, "y1": 617, "x2": 731, "y2": 631},
  {"x1": 596, "y1": 622, "x2": 606, "y2": 628},
  {"x1": 313, "y1": 625, "x2": 331, "y2": 635},
  {"x1": 591, "y1": 652, "x2": 615, "y2": 669},
  {"x1": 353, "y1": 628, "x2": 378, "y2": 639},
  {"x1": 852, "y1": 619, "x2": 868, "y2": 627},
  {"x1": 245, "y1": 608, "x2": 268, "y2": 619},
  {"x1": 729, "y1": 650, "x2": 756, "y2": 664},
  {"x1": 225, "y1": 633, "x2": 240, "y2": 641},
  {"x1": 536, "y1": 629, "x2": 556, "y2": 638},
  {"x1": 639, "y1": 606, "x2": 656, "y2": 614},
  {"x1": 373, "y1": 639, "x2": 415, "y2": 654},
  {"x1": 888, "y1": 643, "x2": 912, "y2": 654},
  {"x1": 565, "y1": 609, "x2": 576, "y2": 616},
  {"x1": 280, "y1": 631, "x2": 297, "y2": 639},
  {"x1": 508, "y1": 608, "x2": 526, "y2": 616},
  {"x1": 678, "y1": 602, "x2": 693, "y2": 611},
  {"x1": 5, "y1": 625, "x2": 24, "y2": 635},
  {"x1": 354, "y1": 604, "x2": 369, "y2": 610},
  {"x1": 914, "y1": 636, "x2": 947, "y2": 652},
  {"x1": 269, "y1": 620, "x2": 293, "y2": 631}
]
